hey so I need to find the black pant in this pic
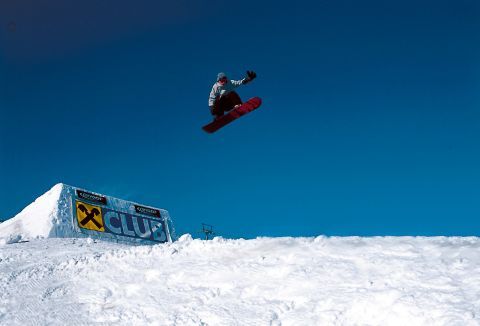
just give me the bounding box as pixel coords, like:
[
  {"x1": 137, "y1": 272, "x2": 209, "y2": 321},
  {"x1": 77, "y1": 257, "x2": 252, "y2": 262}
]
[{"x1": 211, "y1": 91, "x2": 242, "y2": 117}]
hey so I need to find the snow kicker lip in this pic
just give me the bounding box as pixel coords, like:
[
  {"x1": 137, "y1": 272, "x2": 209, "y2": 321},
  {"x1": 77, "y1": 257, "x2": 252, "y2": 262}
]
[
  {"x1": 72, "y1": 187, "x2": 173, "y2": 244},
  {"x1": 0, "y1": 184, "x2": 174, "y2": 245}
]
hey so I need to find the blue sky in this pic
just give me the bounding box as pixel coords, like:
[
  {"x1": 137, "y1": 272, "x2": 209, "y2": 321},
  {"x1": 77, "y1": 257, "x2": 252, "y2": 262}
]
[{"x1": 1, "y1": 0, "x2": 479, "y2": 238}]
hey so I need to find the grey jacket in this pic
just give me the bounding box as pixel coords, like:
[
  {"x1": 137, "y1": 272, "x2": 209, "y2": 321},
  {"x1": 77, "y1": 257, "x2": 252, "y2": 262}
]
[{"x1": 208, "y1": 78, "x2": 246, "y2": 107}]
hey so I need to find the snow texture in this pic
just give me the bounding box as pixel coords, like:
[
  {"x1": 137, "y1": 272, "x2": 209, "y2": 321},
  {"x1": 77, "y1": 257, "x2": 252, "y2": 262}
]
[
  {"x1": 0, "y1": 235, "x2": 479, "y2": 325},
  {"x1": 0, "y1": 183, "x2": 70, "y2": 244}
]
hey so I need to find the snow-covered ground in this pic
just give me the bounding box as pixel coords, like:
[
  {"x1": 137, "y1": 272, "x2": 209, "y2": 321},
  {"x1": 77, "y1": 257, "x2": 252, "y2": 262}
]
[{"x1": 1, "y1": 235, "x2": 479, "y2": 325}]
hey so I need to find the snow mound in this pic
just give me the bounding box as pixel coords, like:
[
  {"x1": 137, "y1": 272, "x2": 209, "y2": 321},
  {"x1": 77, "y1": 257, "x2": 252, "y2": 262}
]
[
  {"x1": 0, "y1": 184, "x2": 68, "y2": 244},
  {"x1": 0, "y1": 236, "x2": 479, "y2": 325},
  {"x1": 0, "y1": 184, "x2": 173, "y2": 245}
]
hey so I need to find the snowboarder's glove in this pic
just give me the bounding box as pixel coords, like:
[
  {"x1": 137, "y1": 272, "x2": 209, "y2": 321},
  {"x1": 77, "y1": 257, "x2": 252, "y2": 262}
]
[{"x1": 243, "y1": 70, "x2": 257, "y2": 84}]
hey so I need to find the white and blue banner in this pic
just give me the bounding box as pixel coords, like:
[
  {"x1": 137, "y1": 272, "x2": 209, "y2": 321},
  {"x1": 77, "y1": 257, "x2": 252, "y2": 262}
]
[{"x1": 69, "y1": 186, "x2": 172, "y2": 244}]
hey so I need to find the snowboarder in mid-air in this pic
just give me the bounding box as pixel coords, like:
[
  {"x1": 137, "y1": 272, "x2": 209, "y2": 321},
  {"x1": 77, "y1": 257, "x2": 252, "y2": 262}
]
[
  {"x1": 208, "y1": 71, "x2": 257, "y2": 120},
  {"x1": 202, "y1": 70, "x2": 262, "y2": 133}
]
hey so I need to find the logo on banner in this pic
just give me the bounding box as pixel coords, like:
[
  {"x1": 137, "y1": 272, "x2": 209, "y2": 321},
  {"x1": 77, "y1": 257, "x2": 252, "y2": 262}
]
[
  {"x1": 76, "y1": 190, "x2": 107, "y2": 205},
  {"x1": 134, "y1": 205, "x2": 161, "y2": 218},
  {"x1": 76, "y1": 201, "x2": 105, "y2": 232},
  {"x1": 103, "y1": 208, "x2": 167, "y2": 242}
]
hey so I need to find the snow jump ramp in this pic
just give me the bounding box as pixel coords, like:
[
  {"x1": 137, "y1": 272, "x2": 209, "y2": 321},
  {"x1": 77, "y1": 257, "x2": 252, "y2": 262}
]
[{"x1": 0, "y1": 184, "x2": 173, "y2": 245}]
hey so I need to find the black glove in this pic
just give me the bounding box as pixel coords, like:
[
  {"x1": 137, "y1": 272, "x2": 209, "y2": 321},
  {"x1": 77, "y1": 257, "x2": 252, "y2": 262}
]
[{"x1": 243, "y1": 70, "x2": 257, "y2": 84}]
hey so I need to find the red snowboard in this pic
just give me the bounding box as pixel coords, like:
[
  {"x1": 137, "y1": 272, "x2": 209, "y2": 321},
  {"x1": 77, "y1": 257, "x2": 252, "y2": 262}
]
[{"x1": 202, "y1": 97, "x2": 262, "y2": 133}]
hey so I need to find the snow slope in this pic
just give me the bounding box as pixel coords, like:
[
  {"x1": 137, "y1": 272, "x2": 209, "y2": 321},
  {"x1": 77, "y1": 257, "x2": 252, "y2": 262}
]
[
  {"x1": 1, "y1": 235, "x2": 479, "y2": 325},
  {"x1": 0, "y1": 184, "x2": 67, "y2": 244}
]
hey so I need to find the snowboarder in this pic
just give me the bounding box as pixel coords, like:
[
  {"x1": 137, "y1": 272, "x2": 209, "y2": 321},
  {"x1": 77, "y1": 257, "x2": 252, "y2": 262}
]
[{"x1": 208, "y1": 71, "x2": 257, "y2": 120}]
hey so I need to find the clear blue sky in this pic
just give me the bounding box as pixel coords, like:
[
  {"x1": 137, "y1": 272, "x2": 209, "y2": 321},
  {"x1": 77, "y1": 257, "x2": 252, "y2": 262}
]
[{"x1": 1, "y1": 0, "x2": 479, "y2": 238}]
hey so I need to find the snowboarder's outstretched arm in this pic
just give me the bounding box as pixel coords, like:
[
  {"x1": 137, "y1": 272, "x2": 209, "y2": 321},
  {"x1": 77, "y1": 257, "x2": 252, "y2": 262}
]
[{"x1": 231, "y1": 71, "x2": 257, "y2": 86}]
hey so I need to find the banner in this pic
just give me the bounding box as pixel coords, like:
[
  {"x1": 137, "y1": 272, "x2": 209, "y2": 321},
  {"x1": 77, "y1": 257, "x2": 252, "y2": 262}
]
[{"x1": 72, "y1": 188, "x2": 172, "y2": 244}]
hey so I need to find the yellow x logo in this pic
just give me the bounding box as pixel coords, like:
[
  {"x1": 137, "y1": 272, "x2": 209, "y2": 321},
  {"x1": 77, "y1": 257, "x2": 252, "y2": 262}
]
[{"x1": 76, "y1": 201, "x2": 105, "y2": 232}]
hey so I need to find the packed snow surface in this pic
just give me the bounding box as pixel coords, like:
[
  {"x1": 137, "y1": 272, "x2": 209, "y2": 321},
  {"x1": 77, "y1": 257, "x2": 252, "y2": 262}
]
[{"x1": 1, "y1": 235, "x2": 479, "y2": 325}]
